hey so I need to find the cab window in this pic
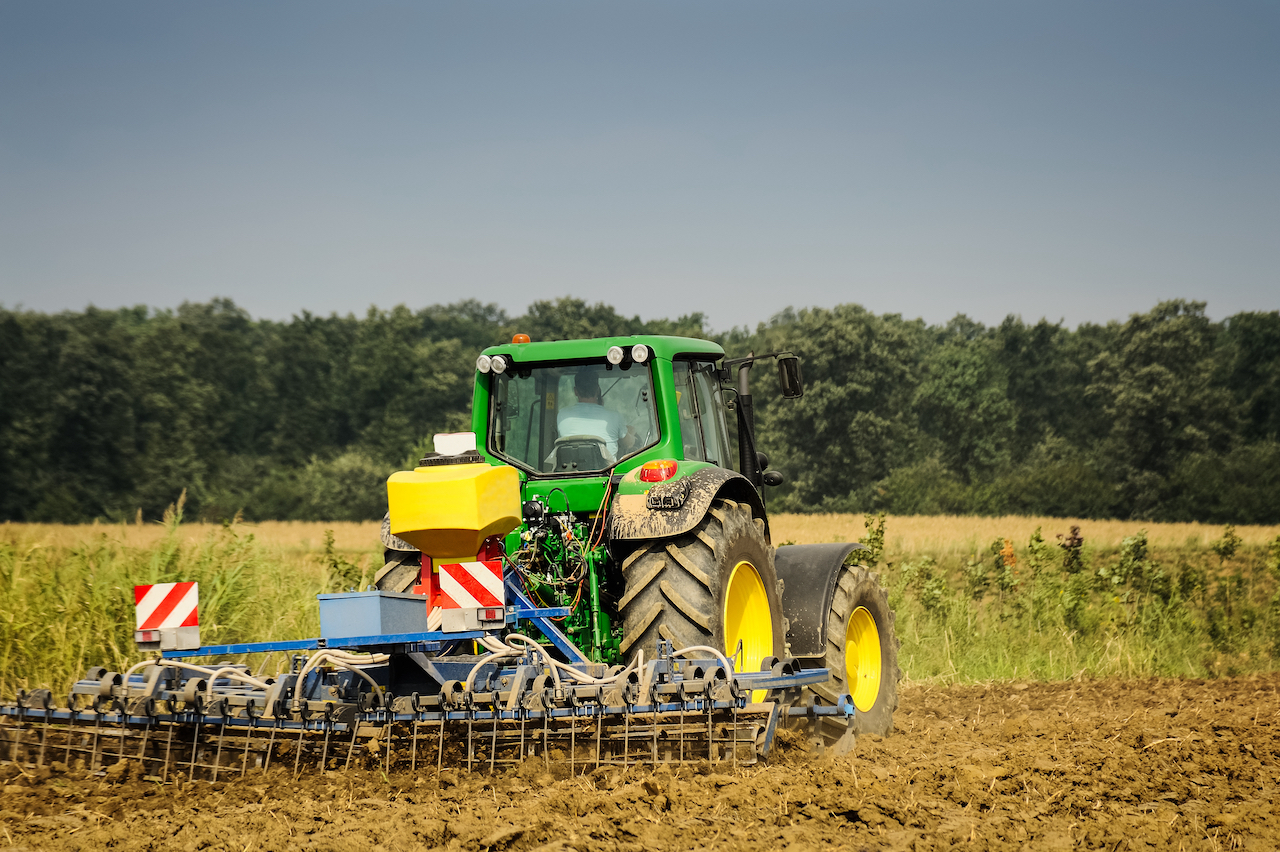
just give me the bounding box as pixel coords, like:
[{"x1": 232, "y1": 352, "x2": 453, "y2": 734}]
[
  {"x1": 673, "y1": 359, "x2": 731, "y2": 467},
  {"x1": 489, "y1": 360, "x2": 659, "y2": 475}
]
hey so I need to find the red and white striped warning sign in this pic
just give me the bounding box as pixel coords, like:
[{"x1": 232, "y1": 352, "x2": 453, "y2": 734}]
[
  {"x1": 437, "y1": 561, "x2": 504, "y2": 609},
  {"x1": 134, "y1": 582, "x2": 199, "y2": 630}
]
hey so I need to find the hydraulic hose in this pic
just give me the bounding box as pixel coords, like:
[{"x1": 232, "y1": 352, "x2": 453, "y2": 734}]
[
  {"x1": 293, "y1": 650, "x2": 390, "y2": 707},
  {"x1": 671, "y1": 645, "x2": 737, "y2": 678},
  {"x1": 123, "y1": 660, "x2": 271, "y2": 701}
]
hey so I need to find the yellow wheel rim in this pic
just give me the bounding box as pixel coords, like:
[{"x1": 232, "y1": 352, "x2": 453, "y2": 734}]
[
  {"x1": 723, "y1": 560, "x2": 773, "y2": 701},
  {"x1": 846, "y1": 606, "x2": 882, "y2": 713}
]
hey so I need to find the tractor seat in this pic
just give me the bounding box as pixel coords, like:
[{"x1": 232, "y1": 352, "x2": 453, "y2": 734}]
[{"x1": 551, "y1": 435, "x2": 612, "y2": 472}]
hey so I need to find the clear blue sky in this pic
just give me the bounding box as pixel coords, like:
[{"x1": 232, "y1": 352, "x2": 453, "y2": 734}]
[{"x1": 2, "y1": 1, "x2": 1277, "y2": 331}]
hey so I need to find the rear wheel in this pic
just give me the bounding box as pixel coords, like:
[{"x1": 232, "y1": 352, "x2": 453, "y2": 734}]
[
  {"x1": 618, "y1": 499, "x2": 783, "y2": 684},
  {"x1": 809, "y1": 564, "x2": 900, "y2": 736}
]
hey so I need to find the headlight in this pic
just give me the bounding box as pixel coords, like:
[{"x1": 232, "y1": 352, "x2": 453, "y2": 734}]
[
  {"x1": 606, "y1": 345, "x2": 624, "y2": 365},
  {"x1": 491, "y1": 355, "x2": 508, "y2": 374},
  {"x1": 631, "y1": 344, "x2": 650, "y2": 363},
  {"x1": 476, "y1": 354, "x2": 492, "y2": 373}
]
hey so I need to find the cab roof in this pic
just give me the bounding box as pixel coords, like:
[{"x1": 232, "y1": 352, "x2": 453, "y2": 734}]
[{"x1": 480, "y1": 334, "x2": 724, "y2": 363}]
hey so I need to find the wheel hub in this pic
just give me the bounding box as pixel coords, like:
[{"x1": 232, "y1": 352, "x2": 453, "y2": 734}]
[{"x1": 846, "y1": 605, "x2": 882, "y2": 712}]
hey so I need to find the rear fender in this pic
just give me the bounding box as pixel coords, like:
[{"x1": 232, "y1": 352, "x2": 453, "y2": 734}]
[
  {"x1": 775, "y1": 542, "x2": 869, "y2": 659},
  {"x1": 608, "y1": 465, "x2": 767, "y2": 543}
]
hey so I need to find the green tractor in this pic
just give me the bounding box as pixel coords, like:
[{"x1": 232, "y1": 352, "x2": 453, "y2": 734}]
[{"x1": 378, "y1": 334, "x2": 900, "y2": 738}]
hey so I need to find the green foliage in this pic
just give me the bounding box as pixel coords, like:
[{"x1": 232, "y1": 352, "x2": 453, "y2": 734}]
[
  {"x1": 884, "y1": 517, "x2": 1280, "y2": 682},
  {"x1": 1211, "y1": 524, "x2": 1243, "y2": 565},
  {"x1": 1, "y1": 297, "x2": 1279, "y2": 523},
  {"x1": 322, "y1": 529, "x2": 367, "y2": 592},
  {"x1": 1098, "y1": 530, "x2": 1150, "y2": 588},
  {"x1": 858, "y1": 512, "x2": 886, "y2": 569},
  {"x1": 1026, "y1": 527, "x2": 1054, "y2": 580},
  {"x1": 963, "y1": 549, "x2": 991, "y2": 601},
  {"x1": 914, "y1": 337, "x2": 1016, "y2": 480}
]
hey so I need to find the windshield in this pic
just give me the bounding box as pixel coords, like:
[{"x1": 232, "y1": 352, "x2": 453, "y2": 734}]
[{"x1": 489, "y1": 361, "x2": 659, "y2": 474}]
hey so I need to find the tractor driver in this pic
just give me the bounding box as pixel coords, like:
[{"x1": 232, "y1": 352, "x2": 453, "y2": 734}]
[{"x1": 557, "y1": 370, "x2": 637, "y2": 458}]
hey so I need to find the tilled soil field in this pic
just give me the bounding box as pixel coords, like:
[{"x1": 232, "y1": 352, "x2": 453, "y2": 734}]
[{"x1": 3, "y1": 675, "x2": 1279, "y2": 851}]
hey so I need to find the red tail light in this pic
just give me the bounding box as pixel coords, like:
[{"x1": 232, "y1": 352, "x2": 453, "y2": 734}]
[{"x1": 639, "y1": 460, "x2": 678, "y2": 482}]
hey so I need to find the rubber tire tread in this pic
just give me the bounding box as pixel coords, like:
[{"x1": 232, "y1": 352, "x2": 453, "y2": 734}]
[
  {"x1": 619, "y1": 499, "x2": 784, "y2": 666},
  {"x1": 376, "y1": 549, "x2": 421, "y2": 593},
  {"x1": 810, "y1": 564, "x2": 901, "y2": 736}
]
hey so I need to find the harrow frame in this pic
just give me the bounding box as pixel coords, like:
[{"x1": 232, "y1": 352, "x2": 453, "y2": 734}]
[{"x1": 1, "y1": 571, "x2": 858, "y2": 779}]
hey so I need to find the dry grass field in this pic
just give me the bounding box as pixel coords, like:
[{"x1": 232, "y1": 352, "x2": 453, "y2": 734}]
[
  {"x1": 771, "y1": 513, "x2": 1280, "y2": 558},
  {"x1": 8, "y1": 513, "x2": 1277, "y2": 558}
]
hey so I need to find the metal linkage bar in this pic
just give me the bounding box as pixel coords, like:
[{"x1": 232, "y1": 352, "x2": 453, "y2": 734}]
[
  {"x1": 158, "y1": 605, "x2": 569, "y2": 660},
  {"x1": 504, "y1": 573, "x2": 588, "y2": 664}
]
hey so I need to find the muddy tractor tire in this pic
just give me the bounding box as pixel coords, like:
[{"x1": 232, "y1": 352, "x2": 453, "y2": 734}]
[
  {"x1": 618, "y1": 499, "x2": 784, "y2": 678},
  {"x1": 376, "y1": 512, "x2": 421, "y2": 593},
  {"x1": 810, "y1": 564, "x2": 900, "y2": 736}
]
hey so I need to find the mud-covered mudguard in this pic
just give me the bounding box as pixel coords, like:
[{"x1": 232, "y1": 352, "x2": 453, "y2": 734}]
[
  {"x1": 775, "y1": 542, "x2": 870, "y2": 659},
  {"x1": 608, "y1": 463, "x2": 768, "y2": 542}
]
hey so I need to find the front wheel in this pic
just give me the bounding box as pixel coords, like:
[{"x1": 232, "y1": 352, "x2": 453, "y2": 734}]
[{"x1": 809, "y1": 564, "x2": 900, "y2": 736}]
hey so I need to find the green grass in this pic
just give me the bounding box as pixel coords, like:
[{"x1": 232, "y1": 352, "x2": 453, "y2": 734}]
[
  {"x1": 875, "y1": 523, "x2": 1280, "y2": 683},
  {"x1": 0, "y1": 511, "x2": 346, "y2": 698},
  {"x1": 2, "y1": 513, "x2": 1278, "y2": 698}
]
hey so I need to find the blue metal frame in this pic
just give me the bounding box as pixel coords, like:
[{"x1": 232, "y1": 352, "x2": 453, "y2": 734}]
[{"x1": 160, "y1": 594, "x2": 571, "y2": 659}]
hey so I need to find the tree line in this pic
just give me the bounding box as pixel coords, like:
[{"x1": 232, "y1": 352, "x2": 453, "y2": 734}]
[{"x1": 0, "y1": 297, "x2": 1276, "y2": 524}]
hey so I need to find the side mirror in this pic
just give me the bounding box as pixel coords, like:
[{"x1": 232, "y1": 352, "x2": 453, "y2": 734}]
[
  {"x1": 778, "y1": 355, "x2": 803, "y2": 399},
  {"x1": 763, "y1": 470, "x2": 785, "y2": 487}
]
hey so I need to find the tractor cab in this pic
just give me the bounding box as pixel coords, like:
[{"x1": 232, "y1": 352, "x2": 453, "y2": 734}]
[{"x1": 474, "y1": 336, "x2": 739, "y2": 486}]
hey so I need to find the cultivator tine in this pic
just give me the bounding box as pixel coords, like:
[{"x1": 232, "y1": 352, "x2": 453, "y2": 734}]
[
  {"x1": 678, "y1": 704, "x2": 684, "y2": 762},
  {"x1": 136, "y1": 716, "x2": 152, "y2": 773},
  {"x1": 465, "y1": 716, "x2": 474, "y2": 772},
  {"x1": 90, "y1": 709, "x2": 105, "y2": 772},
  {"x1": 187, "y1": 718, "x2": 201, "y2": 782},
  {"x1": 383, "y1": 721, "x2": 393, "y2": 774},
  {"x1": 320, "y1": 722, "x2": 332, "y2": 772},
  {"x1": 599, "y1": 711, "x2": 609, "y2": 769},
  {"x1": 63, "y1": 705, "x2": 74, "y2": 767},
  {"x1": 162, "y1": 720, "x2": 175, "y2": 781},
  {"x1": 542, "y1": 713, "x2": 549, "y2": 768},
  {"x1": 651, "y1": 706, "x2": 658, "y2": 764},
  {"x1": 292, "y1": 723, "x2": 306, "y2": 779},
  {"x1": 10, "y1": 705, "x2": 23, "y2": 764},
  {"x1": 731, "y1": 706, "x2": 737, "y2": 770},
  {"x1": 410, "y1": 717, "x2": 419, "y2": 773},
  {"x1": 39, "y1": 704, "x2": 51, "y2": 768},
  {"x1": 707, "y1": 704, "x2": 713, "y2": 762},
  {"x1": 437, "y1": 717, "x2": 446, "y2": 772},
  {"x1": 344, "y1": 719, "x2": 358, "y2": 771},
  {"x1": 212, "y1": 718, "x2": 226, "y2": 783},
  {"x1": 115, "y1": 705, "x2": 127, "y2": 769},
  {"x1": 241, "y1": 722, "x2": 253, "y2": 778},
  {"x1": 264, "y1": 723, "x2": 278, "y2": 773}
]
